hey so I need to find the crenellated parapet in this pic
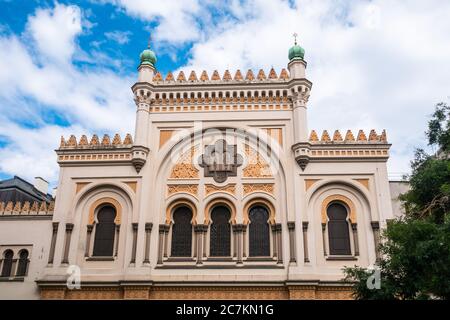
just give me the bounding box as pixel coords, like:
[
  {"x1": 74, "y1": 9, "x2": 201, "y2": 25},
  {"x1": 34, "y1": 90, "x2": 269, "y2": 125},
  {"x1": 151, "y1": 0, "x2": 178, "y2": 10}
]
[
  {"x1": 152, "y1": 68, "x2": 290, "y2": 85},
  {"x1": 59, "y1": 133, "x2": 133, "y2": 149},
  {"x1": 56, "y1": 134, "x2": 134, "y2": 166},
  {"x1": 293, "y1": 129, "x2": 390, "y2": 170},
  {"x1": 0, "y1": 200, "x2": 54, "y2": 219},
  {"x1": 309, "y1": 129, "x2": 388, "y2": 144}
]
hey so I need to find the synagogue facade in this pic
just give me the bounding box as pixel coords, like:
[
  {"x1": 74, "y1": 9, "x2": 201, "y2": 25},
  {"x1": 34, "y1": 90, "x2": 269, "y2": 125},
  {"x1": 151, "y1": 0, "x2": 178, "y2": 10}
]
[{"x1": 0, "y1": 40, "x2": 395, "y2": 299}]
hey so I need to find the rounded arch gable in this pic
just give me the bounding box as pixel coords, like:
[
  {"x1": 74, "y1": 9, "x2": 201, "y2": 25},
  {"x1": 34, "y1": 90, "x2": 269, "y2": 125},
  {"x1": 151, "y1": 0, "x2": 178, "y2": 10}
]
[
  {"x1": 155, "y1": 124, "x2": 288, "y2": 182},
  {"x1": 306, "y1": 179, "x2": 376, "y2": 221},
  {"x1": 243, "y1": 197, "x2": 276, "y2": 225},
  {"x1": 204, "y1": 196, "x2": 237, "y2": 225},
  {"x1": 72, "y1": 183, "x2": 133, "y2": 227},
  {"x1": 321, "y1": 194, "x2": 356, "y2": 224},
  {"x1": 166, "y1": 198, "x2": 197, "y2": 225},
  {"x1": 88, "y1": 197, "x2": 122, "y2": 225}
]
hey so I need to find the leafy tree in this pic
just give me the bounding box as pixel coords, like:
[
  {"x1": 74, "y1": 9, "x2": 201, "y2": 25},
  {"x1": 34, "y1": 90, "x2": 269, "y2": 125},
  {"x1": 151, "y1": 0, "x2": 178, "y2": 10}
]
[{"x1": 343, "y1": 103, "x2": 450, "y2": 299}]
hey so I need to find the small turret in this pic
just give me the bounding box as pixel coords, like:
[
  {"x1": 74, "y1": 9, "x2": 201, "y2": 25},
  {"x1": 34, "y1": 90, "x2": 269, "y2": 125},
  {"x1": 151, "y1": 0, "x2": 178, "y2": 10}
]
[
  {"x1": 137, "y1": 38, "x2": 157, "y2": 83},
  {"x1": 288, "y1": 33, "x2": 307, "y2": 79}
]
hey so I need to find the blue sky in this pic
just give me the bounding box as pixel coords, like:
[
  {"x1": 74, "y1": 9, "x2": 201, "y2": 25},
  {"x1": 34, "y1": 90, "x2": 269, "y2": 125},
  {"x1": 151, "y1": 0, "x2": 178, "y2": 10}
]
[{"x1": 0, "y1": 0, "x2": 449, "y2": 185}]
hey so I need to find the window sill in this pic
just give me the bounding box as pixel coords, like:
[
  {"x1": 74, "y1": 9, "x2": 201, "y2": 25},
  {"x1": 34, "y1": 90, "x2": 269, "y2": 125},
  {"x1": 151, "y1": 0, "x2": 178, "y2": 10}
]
[
  {"x1": 244, "y1": 257, "x2": 276, "y2": 262},
  {"x1": 326, "y1": 255, "x2": 358, "y2": 261},
  {"x1": 0, "y1": 277, "x2": 25, "y2": 282},
  {"x1": 165, "y1": 257, "x2": 196, "y2": 262},
  {"x1": 86, "y1": 256, "x2": 116, "y2": 261},
  {"x1": 204, "y1": 257, "x2": 234, "y2": 262}
]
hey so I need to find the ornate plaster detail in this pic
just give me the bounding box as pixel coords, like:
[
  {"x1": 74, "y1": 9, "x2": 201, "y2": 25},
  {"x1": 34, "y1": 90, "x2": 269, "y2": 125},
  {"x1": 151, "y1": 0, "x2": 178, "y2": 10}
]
[
  {"x1": 204, "y1": 184, "x2": 236, "y2": 196},
  {"x1": 169, "y1": 146, "x2": 199, "y2": 179},
  {"x1": 167, "y1": 184, "x2": 198, "y2": 197},
  {"x1": 243, "y1": 183, "x2": 274, "y2": 196},
  {"x1": 242, "y1": 145, "x2": 273, "y2": 178}
]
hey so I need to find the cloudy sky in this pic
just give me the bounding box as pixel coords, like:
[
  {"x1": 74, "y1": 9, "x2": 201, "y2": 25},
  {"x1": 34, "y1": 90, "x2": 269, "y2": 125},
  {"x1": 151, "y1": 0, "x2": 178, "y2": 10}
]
[{"x1": 0, "y1": 0, "x2": 449, "y2": 186}]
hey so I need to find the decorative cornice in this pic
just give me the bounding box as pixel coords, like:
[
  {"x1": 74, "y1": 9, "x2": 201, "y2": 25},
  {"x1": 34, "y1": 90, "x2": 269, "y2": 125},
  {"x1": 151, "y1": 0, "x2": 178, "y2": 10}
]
[{"x1": 0, "y1": 200, "x2": 54, "y2": 217}]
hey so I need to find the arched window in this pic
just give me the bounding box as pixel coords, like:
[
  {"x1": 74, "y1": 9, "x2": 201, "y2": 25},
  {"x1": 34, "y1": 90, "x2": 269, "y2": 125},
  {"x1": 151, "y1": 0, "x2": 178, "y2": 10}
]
[
  {"x1": 248, "y1": 206, "x2": 270, "y2": 257},
  {"x1": 327, "y1": 202, "x2": 351, "y2": 255},
  {"x1": 16, "y1": 249, "x2": 29, "y2": 277},
  {"x1": 209, "y1": 206, "x2": 231, "y2": 256},
  {"x1": 92, "y1": 205, "x2": 117, "y2": 256},
  {"x1": 171, "y1": 206, "x2": 193, "y2": 257},
  {"x1": 1, "y1": 250, "x2": 13, "y2": 277}
]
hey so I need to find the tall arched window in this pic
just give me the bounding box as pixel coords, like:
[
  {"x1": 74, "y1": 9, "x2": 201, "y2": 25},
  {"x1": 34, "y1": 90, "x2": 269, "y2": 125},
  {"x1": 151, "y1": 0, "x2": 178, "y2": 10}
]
[
  {"x1": 1, "y1": 250, "x2": 13, "y2": 277},
  {"x1": 209, "y1": 205, "x2": 231, "y2": 257},
  {"x1": 327, "y1": 202, "x2": 351, "y2": 255},
  {"x1": 92, "y1": 205, "x2": 117, "y2": 256},
  {"x1": 16, "y1": 249, "x2": 29, "y2": 277},
  {"x1": 249, "y1": 206, "x2": 270, "y2": 257},
  {"x1": 171, "y1": 206, "x2": 193, "y2": 257}
]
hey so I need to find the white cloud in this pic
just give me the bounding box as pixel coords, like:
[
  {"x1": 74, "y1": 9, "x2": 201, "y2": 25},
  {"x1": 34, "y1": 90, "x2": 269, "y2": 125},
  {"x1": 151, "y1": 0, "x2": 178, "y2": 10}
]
[
  {"x1": 166, "y1": 0, "x2": 450, "y2": 175},
  {"x1": 26, "y1": 3, "x2": 82, "y2": 64},
  {"x1": 105, "y1": 0, "x2": 202, "y2": 44},
  {"x1": 105, "y1": 30, "x2": 132, "y2": 44},
  {"x1": 0, "y1": 3, "x2": 136, "y2": 184}
]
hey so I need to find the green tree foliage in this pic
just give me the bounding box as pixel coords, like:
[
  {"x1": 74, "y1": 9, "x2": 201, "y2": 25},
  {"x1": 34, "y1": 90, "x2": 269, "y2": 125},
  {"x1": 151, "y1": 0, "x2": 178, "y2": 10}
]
[{"x1": 344, "y1": 103, "x2": 450, "y2": 299}]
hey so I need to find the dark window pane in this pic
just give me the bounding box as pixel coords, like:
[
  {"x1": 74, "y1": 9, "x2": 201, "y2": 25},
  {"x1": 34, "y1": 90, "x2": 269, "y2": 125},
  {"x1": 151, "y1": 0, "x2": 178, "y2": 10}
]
[
  {"x1": 249, "y1": 206, "x2": 270, "y2": 257},
  {"x1": 327, "y1": 203, "x2": 351, "y2": 255},
  {"x1": 171, "y1": 206, "x2": 193, "y2": 257},
  {"x1": 1, "y1": 250, "x2": 14, "y2": 277},
  {"x1": 92, "y1": 206, "x2": 116, "y2": 256},
  {"x1": 16, "y1": 250, "x2": 29, "y2": 277},
  {"x1": 210, "y1": 206, "x2": 231, "y2": 256}
]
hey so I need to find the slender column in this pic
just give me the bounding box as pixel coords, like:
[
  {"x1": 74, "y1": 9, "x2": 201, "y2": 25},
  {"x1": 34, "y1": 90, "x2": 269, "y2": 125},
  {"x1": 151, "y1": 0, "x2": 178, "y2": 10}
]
[
  {"x1": 242, "y1": 225, "x2": 247, "y2": 258},
  {"x1": 130, "y1": 223, "x2": 138, "y2": 264},
  {"x1": 351, "y1": 223, "x2": 359, "y2": 256},
  {"x1": 321, "y1": 223, "x2": 327, "y2": 256},
  {"x1": 302, "y1": 222, "x2": 309, "y2": 262},
  {"x1": 271, "y1": 224, "x2": 278, "y2": 258},
  {"x1": 287, "y1": 222, "x2": 296, "y2": 263},
  {"x1": 194, "y1": 225, "x2": 206, "y2": 265},
  {"x1": 157, "y1": 224, "x2": 165, "y2": 265},
  {"x1": 234, "y1": 224, "x2": 244, "y2": 265},
  {"x1": 85, "y1": 224, "x2": 93, "y2": 257},
  {"x1": 276, "y1": 224, "x2": 283, "y2": 264},
  {"x1": 48, "y1": 222, "x2": 59, "y2": 264},
  {"x1": 114, "y1": 225, "x2": 120, "y2": 257},
  {"x1": 163, "y1": 225, "x2": 169, "y2": 258},
  {"x1": 371, "y1": 222, "x2": 381, "y2": 262},
  {"x1": 61, "y1": 223, "x2": 74, "y2": 264},
  {"x1": 143, "y1": 223, "x2": 153, "y2": 263},
  {"x1": 232, "y1": 225, "x2": 238, "y2": 258},
  {"x1": 203, "y1": 225, "x2": 207, "y2": 258}
]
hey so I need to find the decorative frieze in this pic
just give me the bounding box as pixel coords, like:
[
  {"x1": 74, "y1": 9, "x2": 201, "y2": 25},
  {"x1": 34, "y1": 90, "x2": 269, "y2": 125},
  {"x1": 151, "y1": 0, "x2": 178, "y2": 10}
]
[
  {"x1": 167, "y1": 184, "x2": 198, "y2": 197},
  {"x1": 242, "y1": 183, "x2": 274, "y2": 196},
  {"x1": 204, "y1": 184, "x2": 236, "y2": 196},
  {"x1": 0, "y1": 201, "x2": 54, "y2": 217}
]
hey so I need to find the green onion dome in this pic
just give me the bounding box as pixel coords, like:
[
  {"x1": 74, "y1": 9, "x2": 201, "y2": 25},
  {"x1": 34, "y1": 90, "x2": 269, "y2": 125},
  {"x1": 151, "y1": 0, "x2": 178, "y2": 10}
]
[
  {"x1": 288, "y1": 43, "x2": 305, "y2": 61},
  {"x1": 140, "y1": 48, "x2": 157, "y2": 67}
]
